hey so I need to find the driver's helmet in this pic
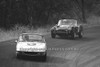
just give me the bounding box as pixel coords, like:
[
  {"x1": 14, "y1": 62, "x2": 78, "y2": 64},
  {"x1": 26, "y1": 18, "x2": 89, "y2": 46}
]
[{"x1": 25, "y1": 35, "x2": 29, "y2": 41}]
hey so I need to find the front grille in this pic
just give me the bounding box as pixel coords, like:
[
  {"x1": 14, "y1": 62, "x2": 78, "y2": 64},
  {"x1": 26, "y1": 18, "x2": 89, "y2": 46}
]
[
  {"x1": 56, "y1": 30, "x2": 66, "y2": 33},
  {"x1": 24, "y1": 52, "x2": 39, "y2": 55}
]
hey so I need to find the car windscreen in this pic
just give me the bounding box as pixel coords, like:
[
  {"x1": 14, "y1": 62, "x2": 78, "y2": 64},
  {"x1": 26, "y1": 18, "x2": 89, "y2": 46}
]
[
  {"x1": 58, "y1": 20, "x2": 77, "y2": 25},
  {"x1": 19, "y1": 34, "x2": 44, "y2": 42}
]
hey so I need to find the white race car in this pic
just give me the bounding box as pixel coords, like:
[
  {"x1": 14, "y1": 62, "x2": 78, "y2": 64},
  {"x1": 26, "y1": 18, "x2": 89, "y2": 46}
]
[{"x1": 15, "y1": 33, "x2": 47, "y2": 61}]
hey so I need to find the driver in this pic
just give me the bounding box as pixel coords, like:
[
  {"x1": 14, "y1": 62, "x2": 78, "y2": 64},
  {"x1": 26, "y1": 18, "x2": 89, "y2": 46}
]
[{"x1": 25, "y1": 35, "x2": 29, "y2": 41}]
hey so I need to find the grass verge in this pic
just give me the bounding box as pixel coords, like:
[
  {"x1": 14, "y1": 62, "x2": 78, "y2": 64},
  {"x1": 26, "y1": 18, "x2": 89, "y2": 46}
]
[
  {"x1": 0, "y1": 24, "x2": 52, "y2": 42},
  {"x1": 0, "y1": 15, "x2": 100, "y2": 42}
]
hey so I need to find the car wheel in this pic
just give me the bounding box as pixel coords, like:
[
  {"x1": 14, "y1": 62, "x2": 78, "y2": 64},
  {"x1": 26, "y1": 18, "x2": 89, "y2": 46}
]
[
  {"x1": 51, "y1": 33, "x2": 56, "y2": 38},
  {"x1": 78, "y1": 32, "x2": 83, "y2": 38},
  {"x1": 42, "y1": 54, "x2": 47, "y2": 61},
  {"x1": 16, "y1": 53, "x2": 21, "y2": 59},
  {"x1": 71, "y1": 32, "x2": 75, "y2": 39}
]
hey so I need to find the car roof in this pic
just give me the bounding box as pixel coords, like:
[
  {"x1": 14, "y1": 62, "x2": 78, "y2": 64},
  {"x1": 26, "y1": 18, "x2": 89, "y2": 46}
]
[
  {"x1": 60, "y1": 19, "x2": 77, "y2": 21},
  {"x1": 20, "y1": 33, "x2": 43, "y2": 36},
  {"x1": 58, "y1": 19, "x2": 77, "y2": 24}
]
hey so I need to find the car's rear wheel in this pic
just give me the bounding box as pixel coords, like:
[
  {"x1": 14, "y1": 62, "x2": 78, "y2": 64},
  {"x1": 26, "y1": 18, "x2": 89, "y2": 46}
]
[
  {"x1": 41, "y1": 53, "x2": 47, "y2": 61},
  {"x1": 78, "y1": 32, "x2": 83, "y2": 38},
  {"x1": 43, "y1": 53, "x2": 47, "y2": 61},
  {"x1": 51, "y1": 33, "x2": 56, "y2": 38}
]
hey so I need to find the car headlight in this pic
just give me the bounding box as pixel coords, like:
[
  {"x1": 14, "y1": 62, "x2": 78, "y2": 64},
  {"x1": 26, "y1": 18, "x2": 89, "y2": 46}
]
[
  {"x1": 16, "y1": 47, "x2": 21, "y2": 51},
  {"x1": 16, "y1": 44, "x2": 23, "y2": 51}
]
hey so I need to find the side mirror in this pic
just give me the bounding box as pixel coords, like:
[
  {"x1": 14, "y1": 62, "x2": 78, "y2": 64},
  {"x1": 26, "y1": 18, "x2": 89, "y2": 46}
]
[{"x1": 15, "y1": 40, "x2": 18, "y2": 42}]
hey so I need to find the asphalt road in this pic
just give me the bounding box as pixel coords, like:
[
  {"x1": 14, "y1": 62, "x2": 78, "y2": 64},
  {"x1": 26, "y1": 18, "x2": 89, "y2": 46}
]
[{"x1": 0, "y1": 26, "x2": 100, "y2": 67}]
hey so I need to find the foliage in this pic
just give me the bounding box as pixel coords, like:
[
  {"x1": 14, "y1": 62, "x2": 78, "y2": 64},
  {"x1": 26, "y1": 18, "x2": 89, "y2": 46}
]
[{"x1": 0, "y1": 0, "x2": 99, "y2": 29}]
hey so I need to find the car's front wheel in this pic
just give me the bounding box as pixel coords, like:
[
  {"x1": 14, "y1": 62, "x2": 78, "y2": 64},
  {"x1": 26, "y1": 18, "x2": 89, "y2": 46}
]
[{"x1": 16, "y1": 52, "x2": 22, "y2": 59}]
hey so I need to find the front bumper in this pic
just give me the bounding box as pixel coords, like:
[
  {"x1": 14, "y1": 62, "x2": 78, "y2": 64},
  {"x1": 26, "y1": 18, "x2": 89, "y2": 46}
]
[
  {"x1": 55, "y1": 30, "x2": 71, "y2": 35},
  {"x1": 16, "y1": 51, "x2": 46, "y2": 56}
]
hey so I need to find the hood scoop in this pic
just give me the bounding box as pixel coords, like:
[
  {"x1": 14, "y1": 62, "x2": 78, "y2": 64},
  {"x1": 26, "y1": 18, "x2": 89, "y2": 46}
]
[{"x1": 60, "y1": 25, "x2": 70, "y2": 27}]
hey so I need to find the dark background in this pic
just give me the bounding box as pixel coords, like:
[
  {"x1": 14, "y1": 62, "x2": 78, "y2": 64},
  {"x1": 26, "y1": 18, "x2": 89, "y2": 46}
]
[{"x1": 0, "y1": 0, "x2": 100, "y2": 29}]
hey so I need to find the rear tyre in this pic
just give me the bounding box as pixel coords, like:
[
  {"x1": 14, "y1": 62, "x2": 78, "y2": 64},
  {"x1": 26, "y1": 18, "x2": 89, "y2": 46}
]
[
  {"x1": 42, "y1": 54, "x2": 47, "y2": 61},
  {"x1": 78, "y1": 32, "x2": 83, "y2": 38},
  {"x1": 70, "y1": 27, "x2": 75, "y2": 39},
  {"x1": 51, "y1": 33, "x2": 56, "y2": 38},
  {"x1": 16, "y1": 53, "x2": 21, "y2": 59}
]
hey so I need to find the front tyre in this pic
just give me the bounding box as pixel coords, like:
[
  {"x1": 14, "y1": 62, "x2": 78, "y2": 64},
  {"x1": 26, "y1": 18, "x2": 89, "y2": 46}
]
[
  {"x1": 71, "y1": 32, "x2": 75, "y2": 39},
  {"x1": 70, "y1": 27, "x2": 75, "y2": 39}
]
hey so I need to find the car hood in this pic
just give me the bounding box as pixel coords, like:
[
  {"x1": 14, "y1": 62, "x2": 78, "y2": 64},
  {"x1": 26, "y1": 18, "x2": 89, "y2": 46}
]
[
  {"x1": 57, "y1": 25, "x2": 73, "y2": 30},
  {"x1": 16, "y1": 42, "x2": 46, "y2": 48}
]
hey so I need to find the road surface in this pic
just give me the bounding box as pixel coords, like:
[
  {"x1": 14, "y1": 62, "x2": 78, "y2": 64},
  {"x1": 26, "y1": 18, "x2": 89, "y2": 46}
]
[{"x1": 0, "y1": 26, "x2": 100, "y2": 67}]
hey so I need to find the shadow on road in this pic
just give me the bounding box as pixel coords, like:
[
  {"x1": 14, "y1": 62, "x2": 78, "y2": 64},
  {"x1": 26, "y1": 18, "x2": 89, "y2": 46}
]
[
  {"x1": 46, "y1": 56, "x2": 68, "y2": 64},
  {"x1": 53, "y1": 36, "x2": 97, "y2": 42},
  {"x1": 16, "y1": 55, "x2": 67, "y2": 64}
]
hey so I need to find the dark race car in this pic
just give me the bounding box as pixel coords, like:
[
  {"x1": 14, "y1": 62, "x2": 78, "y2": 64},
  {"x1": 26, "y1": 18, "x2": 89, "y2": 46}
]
[{"x1": 50, "y1": 19, "x2": 83, "y2": 39}]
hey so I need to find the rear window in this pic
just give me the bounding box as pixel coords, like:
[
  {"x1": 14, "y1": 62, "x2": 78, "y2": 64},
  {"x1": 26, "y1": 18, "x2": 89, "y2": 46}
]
[
  {"x1": 28, "y1": 35, "x2": 42, "y2": 40},
  {"x1": 19, "y1": 34, "x2": 44, "y2": 42}
]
